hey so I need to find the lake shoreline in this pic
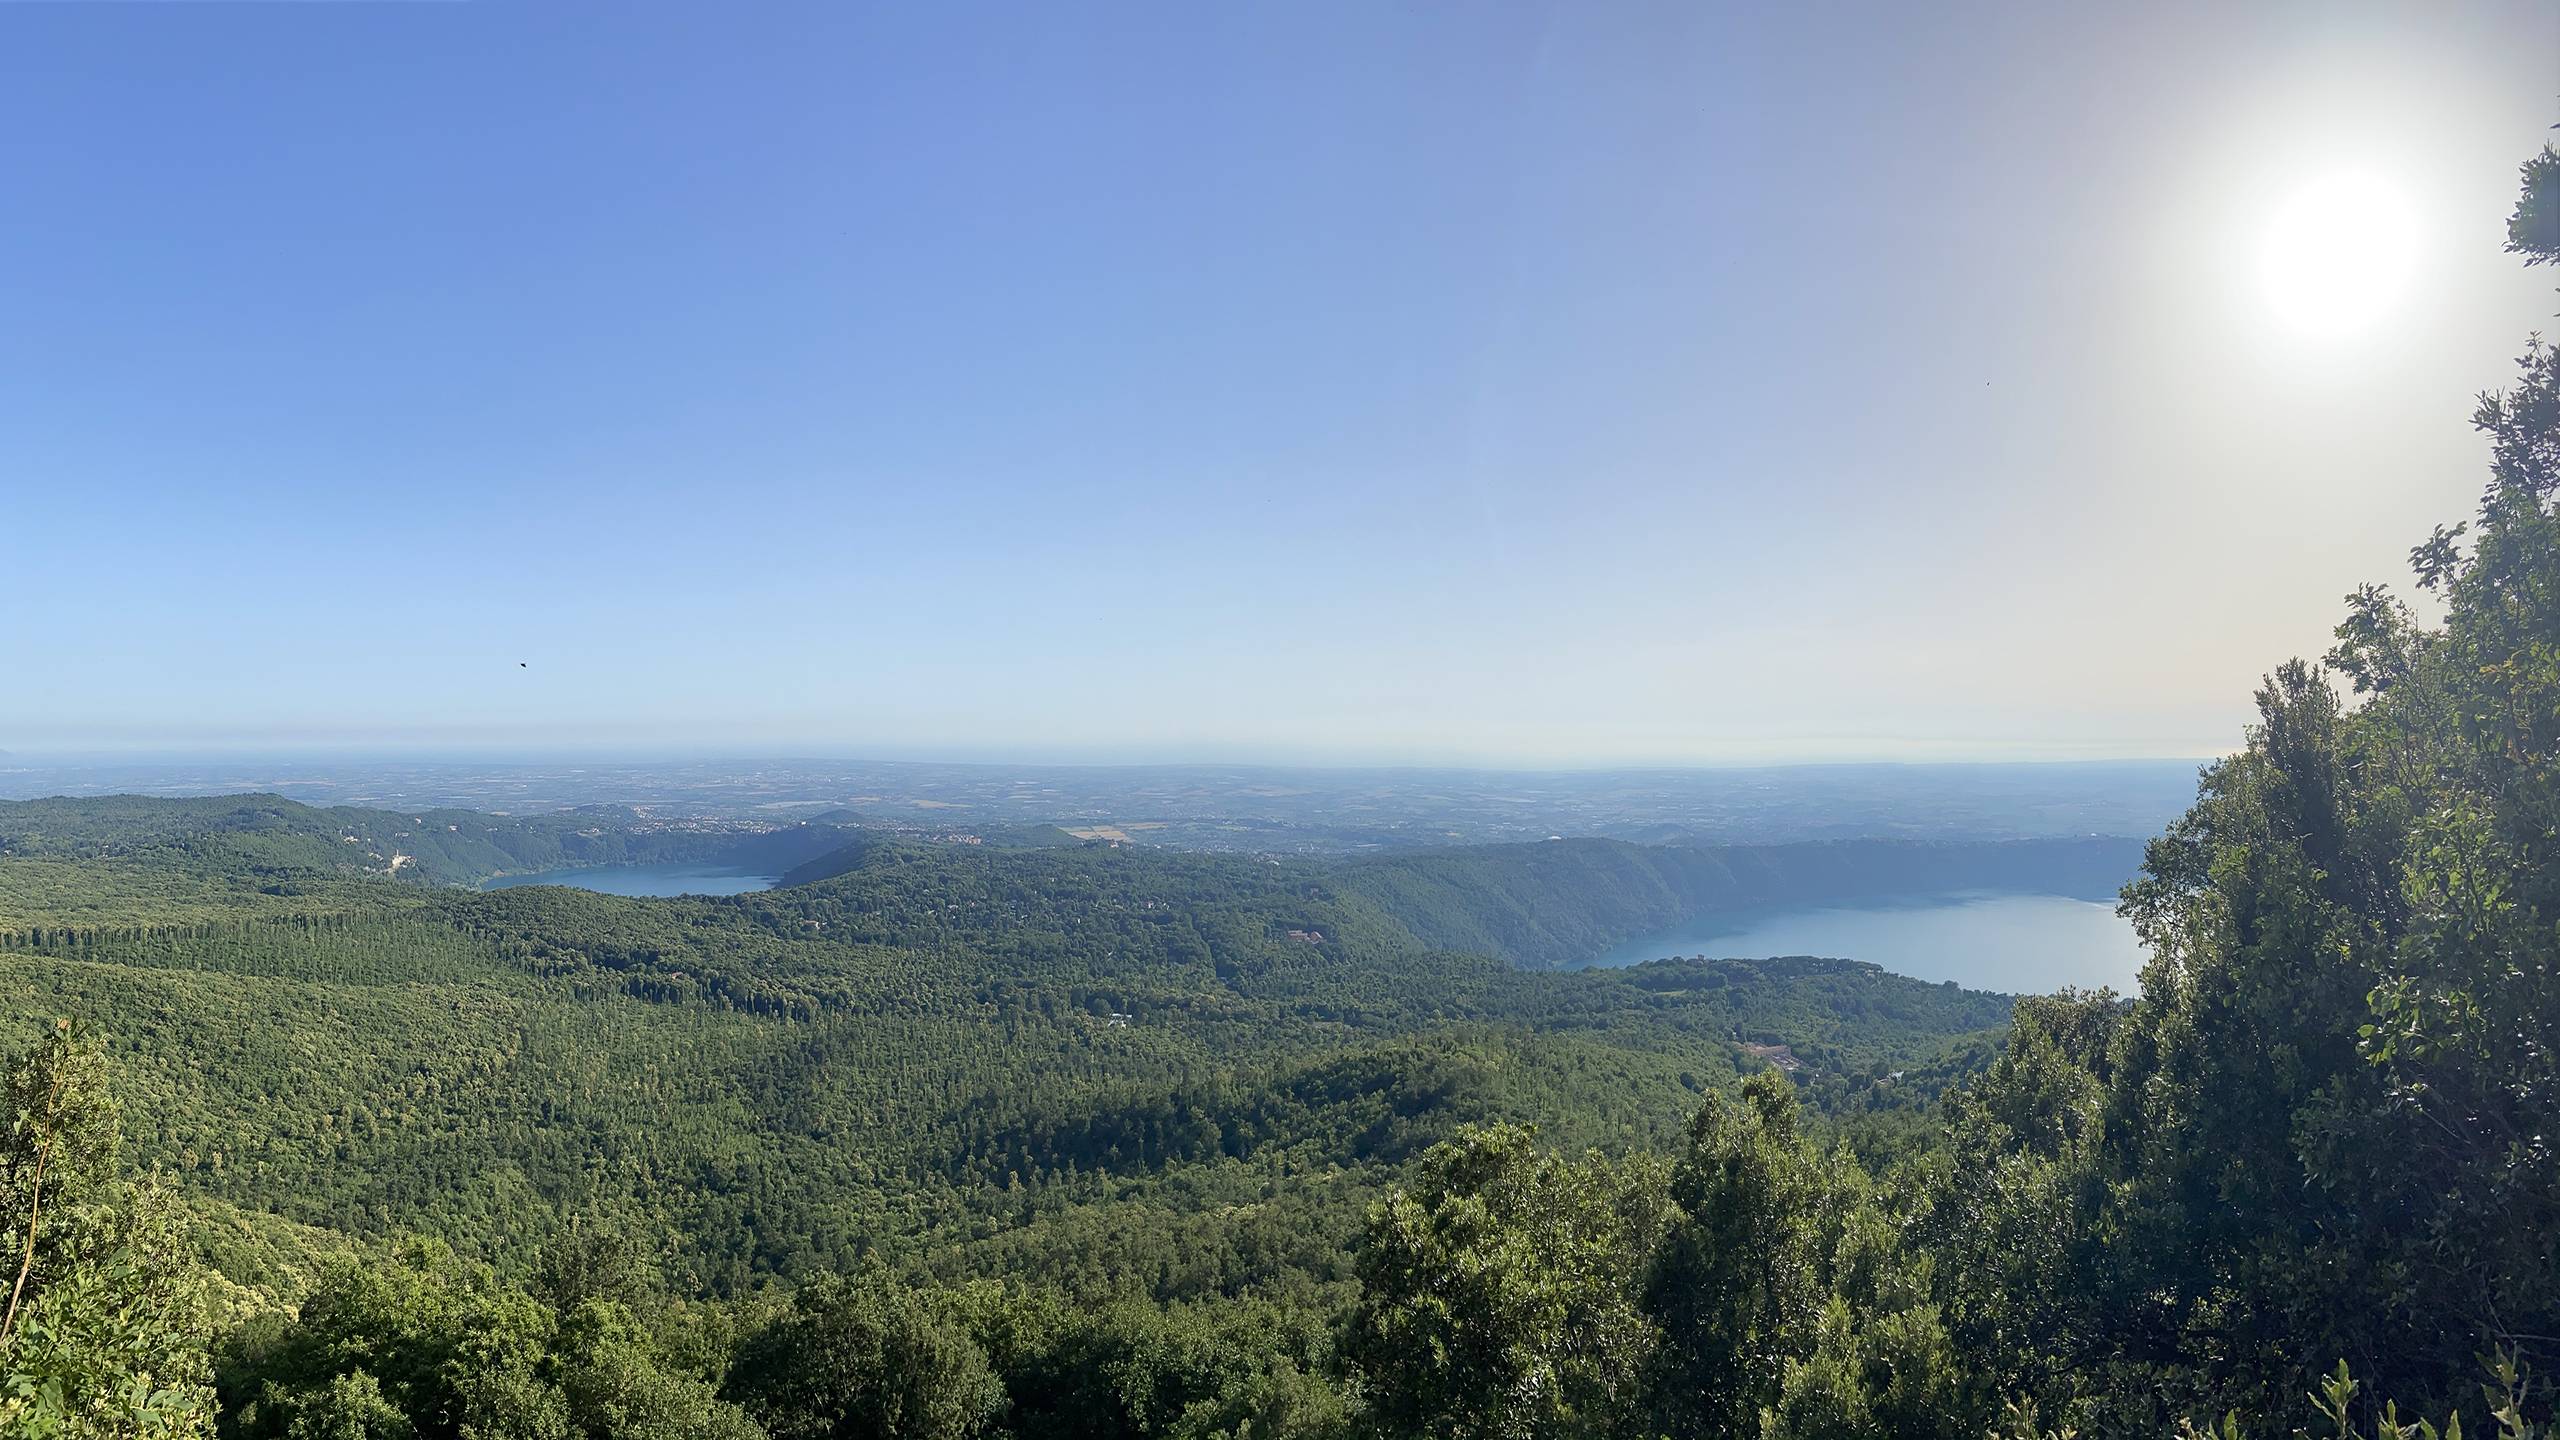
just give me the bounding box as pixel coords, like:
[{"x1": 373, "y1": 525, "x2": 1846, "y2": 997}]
[
  {"x1": 481, "y1": 863, "x2": 779, "y2": 898},
  {"x1": 1585, "y1": 888, "x2": 2145, "y2": 994}
]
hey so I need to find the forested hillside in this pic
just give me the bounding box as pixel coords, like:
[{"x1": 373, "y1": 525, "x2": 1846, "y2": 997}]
[
  {"x1": 0, "y1": 793, "x2": 858, "y2": 891},
  {"x1": 0, "y1": 820, "x2": 2010, "y2": 1293}
]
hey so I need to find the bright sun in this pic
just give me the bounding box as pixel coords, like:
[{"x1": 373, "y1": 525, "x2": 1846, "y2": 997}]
[{"x1": 2257, "y1": 171, "x2": 2422, "y2": 340}]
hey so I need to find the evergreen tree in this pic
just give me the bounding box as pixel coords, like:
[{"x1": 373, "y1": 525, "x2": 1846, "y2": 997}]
[
  {"x1": 1638, "y1": 1070, "x2": 1826, "y2": 1440},
  {"x1": 0, "y1": 1020, "x2": 216, "y2": 1439},
  {"x1": 1348, "y1": 1125, "x2": 1660, "y2": 1440}
]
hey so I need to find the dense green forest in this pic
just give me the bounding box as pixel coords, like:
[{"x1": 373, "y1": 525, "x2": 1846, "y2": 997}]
[
  {"x1": 0, "y1": 791, "x2": 2016, "y2": 1437},
  {"x1": 0, "y1": 794, "x2": 868, "y2": 891},
  {"x1": 9, "y1": 142, "x2": 2560, "y2": 1440},
  {"x1": 0, "y1": 806, "x2": 2018, "y2": 1292}
]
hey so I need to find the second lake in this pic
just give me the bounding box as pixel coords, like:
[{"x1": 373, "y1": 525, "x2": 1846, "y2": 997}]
[
  {"x1": 483, "y1": 864, "x2": 778, "y2": 898},
  {"x1": 1587, "y1": 890, "x2": 2147, "y2": 994}
]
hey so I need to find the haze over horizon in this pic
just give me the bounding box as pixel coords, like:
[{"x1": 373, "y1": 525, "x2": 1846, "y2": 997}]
[
  {"x1": 0, "y1": 740, "x2": 2228, "y2": 771},
  {"x1": 8, "y1": 1, "x2": 2554, "y2": 765}
]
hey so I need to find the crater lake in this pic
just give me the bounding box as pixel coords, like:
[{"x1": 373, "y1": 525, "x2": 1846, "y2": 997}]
[{"x1": 1589, "y1": 890, "x2": 2146, "y2": 993}]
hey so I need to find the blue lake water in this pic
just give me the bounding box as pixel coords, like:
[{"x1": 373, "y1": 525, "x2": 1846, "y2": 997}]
[
  {"x1": 1588, "y1": 890, "x2": 2147, "y2": 994},
  {"x1": 482, "y1": 864, "x2": 777, "y2": 898}
]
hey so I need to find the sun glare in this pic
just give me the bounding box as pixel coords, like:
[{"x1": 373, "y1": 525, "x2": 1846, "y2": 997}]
[{"x1": 2257, "y1": 171, "x2": 2422, "y2": 340}]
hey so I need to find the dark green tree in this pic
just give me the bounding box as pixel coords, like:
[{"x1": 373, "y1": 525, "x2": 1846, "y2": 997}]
[
  {"x1": 221, "y1": 1238, "x2": 757, "y2": 1440},
  {"x1": 1639, "y1": 1071, "x2": 1826, "y2": 1439},
  {"x1": 727, "y1": 1274, "x2": 1004, "y2": 1440},
  {"x1": 1763, "y1": 1193, "x2": 1971, "y2": 1440},
  {"x1": 1348, "y1": 1124, "x2": 1660, "y2": 1440},
  {"x1": 0, "y1": 1020, "x2": 216, "y2": 1439}
]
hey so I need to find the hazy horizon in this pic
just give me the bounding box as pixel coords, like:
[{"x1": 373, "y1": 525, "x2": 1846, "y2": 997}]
[
  {"x1": 0, "y1": 748, "x2": 2205, "y2": 853},
  {"x1": 10, "y1": 1, "x2": 2553, "y2": 763},
  {"x1": 0, "y1": 743, "x2": 2220, "y2": 770}
]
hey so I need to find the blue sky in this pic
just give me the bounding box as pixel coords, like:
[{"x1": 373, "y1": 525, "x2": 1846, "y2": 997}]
[{"x1": 5, "y1": 2, "x2": 2555, "y2": 764}]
